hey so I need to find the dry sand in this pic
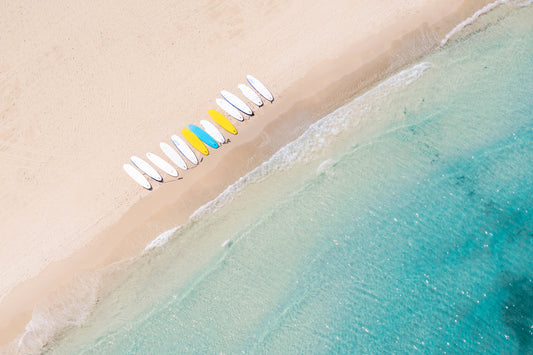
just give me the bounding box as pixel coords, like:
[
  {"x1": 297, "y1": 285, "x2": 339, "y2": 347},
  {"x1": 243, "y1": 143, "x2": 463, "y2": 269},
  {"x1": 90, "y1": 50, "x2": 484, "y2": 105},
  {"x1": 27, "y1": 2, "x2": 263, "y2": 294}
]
[{"x1": 0, "y1": 0, "x2": 494, "y2": 348}]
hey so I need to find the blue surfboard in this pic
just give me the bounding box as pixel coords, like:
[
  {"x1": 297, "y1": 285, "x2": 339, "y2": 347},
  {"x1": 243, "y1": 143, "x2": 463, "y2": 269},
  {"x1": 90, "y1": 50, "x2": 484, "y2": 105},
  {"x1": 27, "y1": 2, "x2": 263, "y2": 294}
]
[{"x1": 189, "y1": 125, "x2": 219, "y2": 149}]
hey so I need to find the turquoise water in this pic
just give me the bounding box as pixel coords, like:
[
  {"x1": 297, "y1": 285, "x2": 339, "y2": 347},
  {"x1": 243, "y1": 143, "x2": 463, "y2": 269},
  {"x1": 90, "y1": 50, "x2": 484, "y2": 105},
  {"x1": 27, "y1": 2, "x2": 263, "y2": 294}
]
[{"x1": 43, "y1": 4, "x2": 532, "y2": 354}]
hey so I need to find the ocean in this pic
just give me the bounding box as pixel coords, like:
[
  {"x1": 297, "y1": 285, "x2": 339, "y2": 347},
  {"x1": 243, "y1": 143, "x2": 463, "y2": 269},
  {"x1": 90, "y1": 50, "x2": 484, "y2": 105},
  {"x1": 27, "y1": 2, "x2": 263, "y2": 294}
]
[{"x1": 17, "y1": 2, "x2": 533, "y2": 354}]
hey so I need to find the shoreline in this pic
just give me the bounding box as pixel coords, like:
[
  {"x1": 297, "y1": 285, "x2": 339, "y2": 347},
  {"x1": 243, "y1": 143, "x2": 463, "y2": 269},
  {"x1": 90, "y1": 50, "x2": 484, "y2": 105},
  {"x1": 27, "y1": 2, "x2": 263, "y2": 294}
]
[{"x1": 0, "y1": 0, "x2": 496, "y2": 349}]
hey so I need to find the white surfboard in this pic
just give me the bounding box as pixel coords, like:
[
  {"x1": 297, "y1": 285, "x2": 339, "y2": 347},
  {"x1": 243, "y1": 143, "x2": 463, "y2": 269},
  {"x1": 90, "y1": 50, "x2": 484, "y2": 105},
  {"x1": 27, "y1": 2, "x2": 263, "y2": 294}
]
[
  {"x1": 216, "y1": 98, "x2": 243, "y2": 121},
  {"x1": 123, "y1": 164, "x2": 151, "y2": 190},
  {"x1": 246, "y1": 75, "x2": 273, "y2": 102},
  {"x1": 221, "y1": 90, "x2": 253, "y2": 116},
  {"x1": 130, "y1": 156, "x2": 163, "y2": 182},
  {"x1": 171, "y1": 135, "x2": 199, "y2": 165},
  {"x1": 146, "y1": 152, "x2": 178, "y2": 177},
  {"x1": 160, "y1": 142, "x2": 188, "y2": 171},
  {"x1": 200, "y1": 120, "x2": 225, "y2": 144},
  {"x1": 238, "y1": 84, "x2": 263, "y2": 107}
]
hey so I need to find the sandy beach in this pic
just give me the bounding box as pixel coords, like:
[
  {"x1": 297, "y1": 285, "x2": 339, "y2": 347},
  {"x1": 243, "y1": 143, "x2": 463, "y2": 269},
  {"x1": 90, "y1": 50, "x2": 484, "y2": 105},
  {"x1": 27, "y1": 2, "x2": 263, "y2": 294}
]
[{"x1": 0, "y1": 0, "x2": 494, "y2": 348}]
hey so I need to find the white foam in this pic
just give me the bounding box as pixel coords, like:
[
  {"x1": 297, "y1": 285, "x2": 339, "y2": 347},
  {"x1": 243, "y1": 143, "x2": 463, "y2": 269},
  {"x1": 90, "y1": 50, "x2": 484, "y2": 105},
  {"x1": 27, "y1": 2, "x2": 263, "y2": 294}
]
[
  {"x1": 441, "y1": 0, "x2": 510, "y2": 46},
  {"x1": 143, "y1": 226, "x2": 181, "y2": 252},
  {"x1": 221, "y1": 239, "x2": 231, "y2": 248},
  {"x1": 2, "y1": 274, "x2": 101, "y2": 354},
  {"x1": 513, "y1": 0, "x2": 533, "y2": 6},
  {"x1": 316, "y1": 159, "x2": 336, "y2": 175},
  {"x1": 441, "y1": 0, "x2": 533, "y2": 47}
]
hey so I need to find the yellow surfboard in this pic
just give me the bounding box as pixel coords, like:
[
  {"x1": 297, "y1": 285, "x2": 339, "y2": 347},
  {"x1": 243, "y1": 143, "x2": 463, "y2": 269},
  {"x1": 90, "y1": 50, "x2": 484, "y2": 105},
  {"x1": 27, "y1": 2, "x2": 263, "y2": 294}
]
[
  {"x1": 208, "y1": 109, "x2": 238, "y2": 135},
  {"x1": 182, "y1": 128, "x2": 209, "y2": 156}
]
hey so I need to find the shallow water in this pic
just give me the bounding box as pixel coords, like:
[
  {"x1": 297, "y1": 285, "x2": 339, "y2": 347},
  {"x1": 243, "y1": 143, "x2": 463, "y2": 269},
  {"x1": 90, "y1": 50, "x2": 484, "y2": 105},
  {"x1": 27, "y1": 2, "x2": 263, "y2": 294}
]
[{"x1": 38, "y1": 3, "x2": 533, "y2": 354}]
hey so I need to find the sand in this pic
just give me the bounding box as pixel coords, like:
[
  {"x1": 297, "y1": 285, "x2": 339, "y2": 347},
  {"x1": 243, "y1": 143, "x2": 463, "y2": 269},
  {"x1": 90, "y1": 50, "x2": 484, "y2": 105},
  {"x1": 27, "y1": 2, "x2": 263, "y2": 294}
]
[{"x1": 0, "y1": 0, "x2": 495, "y2": 348}]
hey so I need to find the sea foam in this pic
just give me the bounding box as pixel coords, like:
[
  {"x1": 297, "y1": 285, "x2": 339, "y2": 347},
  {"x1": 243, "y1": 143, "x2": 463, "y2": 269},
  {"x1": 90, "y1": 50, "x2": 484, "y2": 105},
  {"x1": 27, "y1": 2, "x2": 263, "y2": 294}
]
[
  {"x1": 440, "y1": 0, "x2": 531, "y2": 46},
  {"x1": 143, "y1": 227, "x2": 181, "y2": 253},
  {"x1": 1, "y1": 274, "x2": 101, "y2": 355},
  {"x1": 441, "y1": 0, "x2": 506, "y2": 46}
]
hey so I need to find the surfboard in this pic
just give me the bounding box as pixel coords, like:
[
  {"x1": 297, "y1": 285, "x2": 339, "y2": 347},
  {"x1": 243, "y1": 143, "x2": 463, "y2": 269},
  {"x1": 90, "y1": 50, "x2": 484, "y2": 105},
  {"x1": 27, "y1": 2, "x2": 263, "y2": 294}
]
[
  {"x1": 246, "y1": 75, "x2": 273, "y2": 102},
  {"x1": 200, "y1": 120, "x2": 225, "y2": 144},
  {"x1": 189, "y1": 124, "x2": 219, "y2": 148},
  {"x1": 171, "y1": 135, "x2": 199, "y2": 165},
  {"x1": 130, "y1": 156, "x2": 163, "y2": 182},
  {"x1": 123, "y1": 164, "x2": 151, "y2": 190},
  {"x1": 208, "y1": 109, "x2": 238, "y2": 135},
  {"x1": 221, "y1": 90, "x2": 253, "y2": 116},
  {"x1": 216, "y1": 98, "x2": 243, "y2": 121},
  {"x1": 146, "y1": 152, "x2": 178, "y2": 177},
  {"x1": 238, "y1": 84, "x2": 263, "y2": 107},
  {"x1": 182, "y1": 128, "x2": 209, "y2": 155},
  {"x1": 160, "y1": 142, "x2": 188, "y2": 170}
]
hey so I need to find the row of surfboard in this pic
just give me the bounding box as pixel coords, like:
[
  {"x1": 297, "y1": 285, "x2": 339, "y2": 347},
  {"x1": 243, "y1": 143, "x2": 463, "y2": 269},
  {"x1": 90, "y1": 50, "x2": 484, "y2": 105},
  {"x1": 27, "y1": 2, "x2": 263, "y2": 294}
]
[{"x1": 123, "y1": 75, "x2": 274, "y2": 190}]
